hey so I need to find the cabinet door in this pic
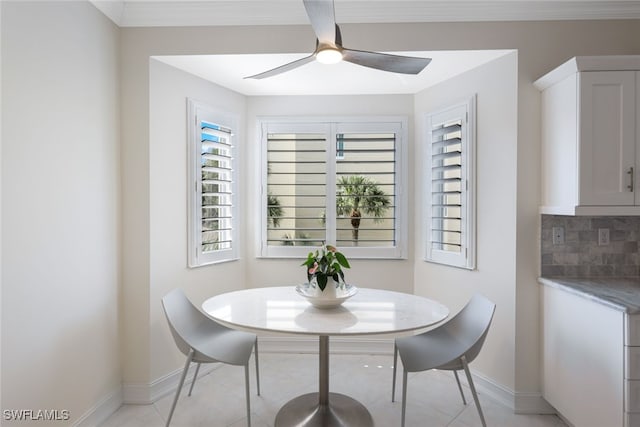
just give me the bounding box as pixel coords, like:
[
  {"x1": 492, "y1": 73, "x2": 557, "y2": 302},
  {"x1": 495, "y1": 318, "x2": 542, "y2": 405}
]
[
  {"x1": 578, "y1": 71, "x2": 636, "y2": 206},
  {"x1": 542, "y1": 285, "x2": 624, "y2": 427}
]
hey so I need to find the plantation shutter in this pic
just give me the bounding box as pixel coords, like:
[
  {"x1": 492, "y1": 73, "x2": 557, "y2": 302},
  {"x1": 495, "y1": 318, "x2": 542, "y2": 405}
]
[
  {"x1": 425, "y1": 98, "x2": 475, "y2": 269},
  {"x1": 260, "y1": 118, "x2": 407, "y2": 259},
  {"x1": 188, "y1": 100, "x2": 238, "y2": 267},
  {"x1": 334, "y1": 125, "x2": 398, "y2": 248},
  {"x1": 200, "y1": 122, "x2": 234, "y2": 252},
  {"x1": 265, "y1": 123, "x2": 328, "y2": 248}
]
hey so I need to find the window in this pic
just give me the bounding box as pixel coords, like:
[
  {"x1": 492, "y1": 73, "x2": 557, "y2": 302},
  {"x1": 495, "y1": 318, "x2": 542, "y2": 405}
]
[
  {"x1": 260, "y1": 118, "x2": 407, "y2": 259},
  {"x1": 336, "y1": 138, "x2": 345, "y2": 160},
  {"x1": 424, "y1": 96, "x2": 476, "y2": 269},
  {"x1": 188, "y1": 100, "x2": 239, "y2": 266}
]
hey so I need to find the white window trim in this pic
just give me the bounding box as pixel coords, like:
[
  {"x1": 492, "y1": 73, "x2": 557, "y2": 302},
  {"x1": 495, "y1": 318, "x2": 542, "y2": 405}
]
[
  {"x1": 257, "y1": 116, "x2": 408, "y2": 260},
  {"x1": 187, "y1": 99, "x2": 240, "y2": 267},
  {"x1": 424, "y1": 95, "x2": 476, "y2": 269}
]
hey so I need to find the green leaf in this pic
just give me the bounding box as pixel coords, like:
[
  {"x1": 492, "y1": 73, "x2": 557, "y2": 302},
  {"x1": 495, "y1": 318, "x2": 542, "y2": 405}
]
[
  {"x1": 335, "y1": 252, "x2": 350, "y2": 269},
  {"x1": 317, "y1": 275, "x2": 327, "y2": 291},
  {"x1": 301, "y1": 252, "x2": 314, "y2": 267}
]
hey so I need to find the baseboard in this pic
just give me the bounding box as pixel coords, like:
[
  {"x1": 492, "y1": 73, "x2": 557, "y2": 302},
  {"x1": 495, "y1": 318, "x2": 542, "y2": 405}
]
[
  {"x1": 459, "y1": 370, "x2": 556, "y2": 415},
  {"x1": 466, "y1": 370, "x2": 516, "y2": 410},
  {"x1": 514, "y1": 391, "x2": 556, "y2": 414},
  {"x1": 123, "y1": 363, "x2": 218, "y2": 404},
  {"x1": 73, "y1": 387, "x2": 123, "y2": 427}
]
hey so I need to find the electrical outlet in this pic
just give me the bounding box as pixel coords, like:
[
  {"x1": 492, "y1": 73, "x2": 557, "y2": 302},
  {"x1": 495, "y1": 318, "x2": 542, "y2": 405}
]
[
  {"x1": 598, "y1": 228, "x2": 610, "y2": 246},
  {"x1": 552, "y1": 226, "x2": 565, "y2": 245}
]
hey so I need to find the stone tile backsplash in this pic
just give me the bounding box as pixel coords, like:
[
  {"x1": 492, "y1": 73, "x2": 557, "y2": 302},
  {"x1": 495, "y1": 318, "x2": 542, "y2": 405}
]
[{"x1": 541, "y1": 215, "x2": 640, "y2": 277}]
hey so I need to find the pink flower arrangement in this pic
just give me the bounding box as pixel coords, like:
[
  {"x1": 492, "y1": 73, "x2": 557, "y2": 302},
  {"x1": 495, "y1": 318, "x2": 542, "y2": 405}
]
[{"x1": 301, "y1": 244, "x2": 351, "y2": 291}]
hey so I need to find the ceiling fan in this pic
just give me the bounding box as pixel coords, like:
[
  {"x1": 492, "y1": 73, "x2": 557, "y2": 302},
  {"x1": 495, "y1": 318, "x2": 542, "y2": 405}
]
[{"x1": 245, "y1": 0, "x2": 431, "y2": 79}]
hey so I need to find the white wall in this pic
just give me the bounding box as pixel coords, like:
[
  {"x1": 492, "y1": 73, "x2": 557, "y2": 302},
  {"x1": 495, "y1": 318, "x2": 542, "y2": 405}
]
[
  {"x1": 149, "y1": 59, "x2": 248, "y2": 380},
  {"x1": 414, "y1": 51, "x2": 518, "y2": 392},
  {"x1": 245, "y1": 95, "x2": 415, "y2": 293},
  {"x1": 1, "y1": 2, "x2": 121, "y2": 424}
]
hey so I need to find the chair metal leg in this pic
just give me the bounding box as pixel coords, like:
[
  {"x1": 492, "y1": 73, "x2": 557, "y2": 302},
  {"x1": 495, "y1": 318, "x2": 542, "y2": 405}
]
[
  {"x1": 401, "y1": 368, "x2": 408, "y2": 427},
  {"x1": 461, "y1": 355, "x2": 486, "y2": 427},
  {"x1": 244, "y1": 364, "x2": 251, "y2": 427},
  {"x1": 254, "y1": 337, "x2": 260, "y2": 396},
  {"x1": 392, "y1": 342, "x2": 398, "y2": 402},
  {"x1": 188, "y1": 362, "x2": 201, "y2": 397},
  {"x1": 166, "y1": 349, "x2": 194, "y2": 427},
  {"x1": 453, "y1": 370, "x2": 467, "y2": 405}
]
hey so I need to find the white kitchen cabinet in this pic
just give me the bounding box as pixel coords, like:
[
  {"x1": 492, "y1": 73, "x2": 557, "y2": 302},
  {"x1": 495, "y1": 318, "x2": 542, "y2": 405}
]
[
  {"x1": 534, "y1": 56, "x2": 640, "y2": 215},
  {"x1": 579, "y1": 71, "x2": 636, "y2": 206},
  {"x1": 542, "y1": 284, "x2": 624, "y2": 427}
]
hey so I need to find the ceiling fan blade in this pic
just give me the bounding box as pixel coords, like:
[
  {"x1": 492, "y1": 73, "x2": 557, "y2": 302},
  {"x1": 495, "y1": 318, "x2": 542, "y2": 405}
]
[
  {"x1": 303, "y1": 0, "x2": 336, "y2": 45},
  {"x1": 244, "y1": 54, "x2": 316, "y2": 79},
  {"x1": 342, "y1": 48, "x2": 431, "y2": 75}
]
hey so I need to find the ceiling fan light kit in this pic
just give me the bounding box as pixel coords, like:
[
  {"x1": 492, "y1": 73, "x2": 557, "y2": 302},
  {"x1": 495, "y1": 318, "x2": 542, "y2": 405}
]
[
  {"x1": 316, "y1": 47, "x2": 343, "y2": 64},
  {"x1": 245, "y1": 0, "x2": 431, "y2": 79}
]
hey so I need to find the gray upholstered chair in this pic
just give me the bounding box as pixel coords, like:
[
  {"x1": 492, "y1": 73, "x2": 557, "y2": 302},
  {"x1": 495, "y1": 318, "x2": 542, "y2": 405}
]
[
  {"x1": 392, "y1": 293, "x2": 496, "y2": 427},
  {"x1": 161, "y1": 288, "x2": 260, "y2": 427}
]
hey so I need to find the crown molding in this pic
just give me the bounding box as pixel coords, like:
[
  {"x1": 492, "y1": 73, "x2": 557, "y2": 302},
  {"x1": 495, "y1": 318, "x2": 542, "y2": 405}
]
[
  {"x1": 91, "y1": 1, "x2": 640, "y2": 28},
  {"x1": 91, "y1": 1, "x2": 125, "y2": 26}
]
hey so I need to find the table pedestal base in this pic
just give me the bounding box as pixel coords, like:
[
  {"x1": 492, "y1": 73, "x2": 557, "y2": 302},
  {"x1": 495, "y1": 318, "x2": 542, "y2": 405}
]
[{"x1": 274, "y1": 392, "x2": 374, "y2": 427}]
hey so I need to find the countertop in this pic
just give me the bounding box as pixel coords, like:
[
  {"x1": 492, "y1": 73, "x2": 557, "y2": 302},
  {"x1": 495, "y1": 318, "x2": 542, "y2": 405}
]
[{"x1": 539, "y1": 277, "x2": 640, "y2": 314}]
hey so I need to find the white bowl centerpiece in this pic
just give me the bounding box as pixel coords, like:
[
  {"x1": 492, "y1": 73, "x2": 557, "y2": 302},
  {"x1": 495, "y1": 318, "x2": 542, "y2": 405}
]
[{"x1": 298, "y1": 244, "x2": 356, "y2": 308}]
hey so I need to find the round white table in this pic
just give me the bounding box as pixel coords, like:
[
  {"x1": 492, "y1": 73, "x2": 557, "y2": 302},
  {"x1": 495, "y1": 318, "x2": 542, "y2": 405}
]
[{"x1": 202, "y1": 286, "x2": 449, "y2": 427}]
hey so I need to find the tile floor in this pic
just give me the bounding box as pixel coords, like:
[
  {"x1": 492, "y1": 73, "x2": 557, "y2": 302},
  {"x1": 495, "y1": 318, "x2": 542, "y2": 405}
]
[{"x1": 101, "y1": 353, "x2": 567, "y2": 427}]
